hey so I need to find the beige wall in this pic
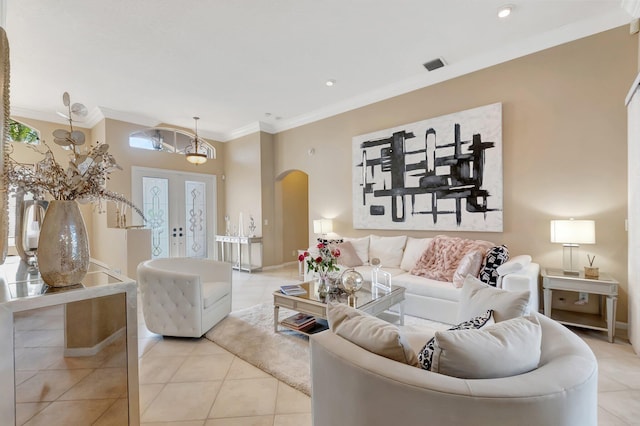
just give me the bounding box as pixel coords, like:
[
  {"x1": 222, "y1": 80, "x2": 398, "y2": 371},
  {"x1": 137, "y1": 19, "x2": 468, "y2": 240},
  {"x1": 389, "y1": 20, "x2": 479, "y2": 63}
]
[
  {"x1": 98, "y1": 118, "x2": 225, "y2": 228},
  {"x1": 273, "y1": 26, "x2": 636, "y2": 322},
  {"x1": 260, "y1": 132, "x2": 277, "y2": 266},
  {"x1": 224, "y1": 132, "x2": 264, "y2": 265},
  {"x1": 10, "y1": 26, "x2": 636, "y2": 323},
  {"x1": 279, "y1": 170, "x2": 309, "y2": 263}
]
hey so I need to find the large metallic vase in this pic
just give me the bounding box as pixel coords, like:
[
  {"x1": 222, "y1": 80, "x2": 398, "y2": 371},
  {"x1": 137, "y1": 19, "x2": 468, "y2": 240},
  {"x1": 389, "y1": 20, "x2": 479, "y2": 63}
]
[{"x1": 38, "y1": 200, "x2": 90, "y2": 287}]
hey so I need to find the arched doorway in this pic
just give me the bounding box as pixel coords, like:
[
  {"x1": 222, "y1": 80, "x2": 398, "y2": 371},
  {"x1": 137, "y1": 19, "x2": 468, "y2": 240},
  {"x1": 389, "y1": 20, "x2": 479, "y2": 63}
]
[{"x1": 276, "y1": 170, "x2": 309, "y2": 264}]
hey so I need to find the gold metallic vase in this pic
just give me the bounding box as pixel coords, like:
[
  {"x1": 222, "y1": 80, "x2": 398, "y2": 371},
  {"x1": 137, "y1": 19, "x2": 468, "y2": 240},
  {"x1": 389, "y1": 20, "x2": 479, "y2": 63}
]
[{"x1": 37, "y1": 200, "x2": 90, "y2": 287}]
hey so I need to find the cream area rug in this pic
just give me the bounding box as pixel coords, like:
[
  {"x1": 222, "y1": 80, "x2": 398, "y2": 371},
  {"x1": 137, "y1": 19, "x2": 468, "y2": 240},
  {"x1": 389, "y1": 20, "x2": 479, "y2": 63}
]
[
  {"x1": 205, "y1": 303, "x2": 447, "y2": 396},
  {"x1": 205, "y1": 303, "x2": 313, "y2": 395}
]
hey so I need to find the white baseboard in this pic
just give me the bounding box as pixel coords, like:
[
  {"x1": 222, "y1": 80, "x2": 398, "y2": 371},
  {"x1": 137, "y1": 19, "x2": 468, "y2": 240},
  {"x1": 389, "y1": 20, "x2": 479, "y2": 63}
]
[
  {"x1": 616, "y1": 321, "x2": 628, "y2": 330},
  {"x1": 64, "y1": 326, "x2": 126, "y2": 357},
  {"x1": 262, "y1": 261, "x2": 297, "y2": 271}
]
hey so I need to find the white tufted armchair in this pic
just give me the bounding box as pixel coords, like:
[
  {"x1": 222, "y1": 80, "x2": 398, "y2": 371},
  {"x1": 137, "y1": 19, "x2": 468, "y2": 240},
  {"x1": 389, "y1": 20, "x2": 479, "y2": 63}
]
[{"x1": 137, "y1": 258, "x2": 232, "y2": 338}]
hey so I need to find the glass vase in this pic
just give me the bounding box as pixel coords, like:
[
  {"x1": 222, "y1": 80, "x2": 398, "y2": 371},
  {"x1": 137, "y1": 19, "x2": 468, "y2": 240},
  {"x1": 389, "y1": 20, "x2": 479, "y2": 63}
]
[
  {"x1": 37, "y1": 200, "x2": 90, "y2": 287},
  {"x1": 317, "y1": 274, "x2": 329, "y2": 300}
]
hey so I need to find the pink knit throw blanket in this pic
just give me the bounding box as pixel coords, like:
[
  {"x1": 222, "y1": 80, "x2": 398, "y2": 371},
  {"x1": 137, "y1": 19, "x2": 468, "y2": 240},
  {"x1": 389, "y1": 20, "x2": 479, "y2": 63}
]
[{"x1": 410, "y1": 235, "x2": 493, "y2": 282}]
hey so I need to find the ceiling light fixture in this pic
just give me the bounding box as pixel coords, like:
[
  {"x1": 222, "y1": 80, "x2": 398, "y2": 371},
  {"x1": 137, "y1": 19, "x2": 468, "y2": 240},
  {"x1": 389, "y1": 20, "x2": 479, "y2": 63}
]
[
  {"x1": 325, "y1": 79, "x2": 336, "y2": 87},
  {"x1": 498, "y1": 5, "x2": 513, "y2": 19},
  {"x1": 185, "y1": 116, "x2": 207, "y2": 165}
]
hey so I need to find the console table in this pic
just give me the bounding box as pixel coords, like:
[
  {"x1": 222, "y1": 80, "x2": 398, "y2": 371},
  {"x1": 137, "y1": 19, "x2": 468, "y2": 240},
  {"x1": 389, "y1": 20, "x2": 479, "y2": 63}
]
[
  {"x1": 0, "y1": 257, "x2": 140, "y2": 425},
  {"x1": 215, "y1": 235, "x2": 263, "y2": 272}
]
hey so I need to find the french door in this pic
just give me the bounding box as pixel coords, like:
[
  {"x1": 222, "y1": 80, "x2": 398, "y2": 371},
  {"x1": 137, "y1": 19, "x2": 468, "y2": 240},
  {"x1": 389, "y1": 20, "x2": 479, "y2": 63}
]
[{"x1": 132, "y1": 167, "x2": 216, "y2": 259}]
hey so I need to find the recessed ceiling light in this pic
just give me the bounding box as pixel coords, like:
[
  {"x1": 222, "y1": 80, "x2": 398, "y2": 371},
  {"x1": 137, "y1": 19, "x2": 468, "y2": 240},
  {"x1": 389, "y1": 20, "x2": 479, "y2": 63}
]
[
  {"x1": 325, "y1": 79, "x2": 336, "y2": 87},
  {"x1": 498, "y1": 5, "x2": 513, "y2": 19}
]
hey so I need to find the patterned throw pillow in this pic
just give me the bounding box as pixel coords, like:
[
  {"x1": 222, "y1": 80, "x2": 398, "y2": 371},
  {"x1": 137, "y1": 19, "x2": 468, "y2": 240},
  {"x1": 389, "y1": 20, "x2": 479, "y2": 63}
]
[
  {"x1": 418, "y1": 310, "x2": 494, "y2": 371},
  {"x1": 478, "y1": 245, "x2": 509, "y2": 286}
]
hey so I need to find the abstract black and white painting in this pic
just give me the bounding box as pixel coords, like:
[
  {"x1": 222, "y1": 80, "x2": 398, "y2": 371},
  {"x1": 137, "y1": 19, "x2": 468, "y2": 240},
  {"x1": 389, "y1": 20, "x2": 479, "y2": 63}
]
[{"x1": 352, "y1": 103, "x2": 503, "y2": 232}]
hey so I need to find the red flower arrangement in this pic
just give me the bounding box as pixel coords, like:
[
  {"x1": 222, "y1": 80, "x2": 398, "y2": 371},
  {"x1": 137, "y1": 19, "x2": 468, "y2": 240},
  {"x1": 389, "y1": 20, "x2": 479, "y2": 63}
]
[{"x1": 298, "y1": 241, "x2": 341, "y2": 276}]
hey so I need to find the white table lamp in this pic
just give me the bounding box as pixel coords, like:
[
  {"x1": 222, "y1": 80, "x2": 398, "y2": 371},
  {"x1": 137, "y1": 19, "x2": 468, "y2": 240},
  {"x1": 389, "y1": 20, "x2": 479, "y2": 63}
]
[
  {"x1": 313, "y1": 219, "x2": 333, "y2": 236},
  {"x1": 550, "y1": 219, "x2": 595, "y2": 275}
]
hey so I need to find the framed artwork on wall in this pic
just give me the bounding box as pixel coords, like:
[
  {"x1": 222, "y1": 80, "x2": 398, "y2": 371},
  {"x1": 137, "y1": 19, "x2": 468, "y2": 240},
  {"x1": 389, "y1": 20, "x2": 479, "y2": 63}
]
[{"x1": 352, "y1": 102, "x2": 503, "y2": 232}]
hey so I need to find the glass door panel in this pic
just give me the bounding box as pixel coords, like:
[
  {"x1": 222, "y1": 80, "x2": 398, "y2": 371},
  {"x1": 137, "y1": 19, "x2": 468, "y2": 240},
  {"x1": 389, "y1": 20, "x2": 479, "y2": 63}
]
[
  {"x1": 185, "y1": 180, "x2": 207, "y2": 258},
  {"x1": 142, "y1": 177, "x2": 169, "y2": 258},
  {"x1": 132, "y1": 167, "x2": 216, "y2": 260}
]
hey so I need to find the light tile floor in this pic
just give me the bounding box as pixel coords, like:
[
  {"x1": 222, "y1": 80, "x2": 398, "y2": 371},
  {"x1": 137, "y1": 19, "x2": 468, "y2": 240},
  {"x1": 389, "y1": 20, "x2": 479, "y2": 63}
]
[{"x1": 14, "y1": 263, "x2": 640, "y2": 425}]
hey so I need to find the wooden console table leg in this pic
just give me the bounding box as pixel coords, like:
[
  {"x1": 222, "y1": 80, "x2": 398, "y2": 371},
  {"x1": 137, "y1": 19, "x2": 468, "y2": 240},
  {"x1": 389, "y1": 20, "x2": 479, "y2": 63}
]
[{"x1": 543, "y1": 287, "x2": 552, "y2": 317}]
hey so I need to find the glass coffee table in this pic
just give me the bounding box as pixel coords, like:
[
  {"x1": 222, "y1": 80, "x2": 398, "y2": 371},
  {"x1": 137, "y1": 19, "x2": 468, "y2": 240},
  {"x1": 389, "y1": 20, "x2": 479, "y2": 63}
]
[{"x1": 273, "y1": 280, "x2": 405, "y2": 334}]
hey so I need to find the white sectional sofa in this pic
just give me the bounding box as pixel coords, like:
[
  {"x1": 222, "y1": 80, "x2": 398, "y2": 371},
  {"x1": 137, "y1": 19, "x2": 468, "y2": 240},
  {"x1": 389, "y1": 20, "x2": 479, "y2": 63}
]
[{"x1": 304, "y1": 235, "x2": 540, "y2": 324}]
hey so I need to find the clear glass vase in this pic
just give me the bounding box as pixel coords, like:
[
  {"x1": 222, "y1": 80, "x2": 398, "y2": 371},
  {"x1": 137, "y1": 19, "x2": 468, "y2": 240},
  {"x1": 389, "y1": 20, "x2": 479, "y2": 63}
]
[{"x1": 317, "y1": 273, "x2": 329, "y2": 300}]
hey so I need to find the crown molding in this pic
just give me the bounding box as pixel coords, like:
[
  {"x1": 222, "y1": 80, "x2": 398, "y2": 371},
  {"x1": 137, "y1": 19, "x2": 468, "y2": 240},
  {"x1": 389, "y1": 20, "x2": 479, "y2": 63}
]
[
  {"x1": 11, "y1": 106, "x2": 70, "y2": 126},
  {"x1": 259, "y1": 121, "x2": 277, "y2": 135},
  {"x1": 98, "y1": 107, "x2": 160, "y2": 128},
  {"x1": 11, "y1": 105, "x2": 161, "y2": 131},
  {"x1": 12, "y1": 8, "x2": 632, "y2": 143},
  {"x1": 268, "y1": 8, "x2": 630, "y2": 134},
  {"x1": 622, "y1": 0, "x2": 640, "y2": 17},
  {"x1": 222, "y1": 121, "x2": 276, "y2": 142},
  {"x1": 84, "y1": 107, "x2": 105, "y2": 128}
]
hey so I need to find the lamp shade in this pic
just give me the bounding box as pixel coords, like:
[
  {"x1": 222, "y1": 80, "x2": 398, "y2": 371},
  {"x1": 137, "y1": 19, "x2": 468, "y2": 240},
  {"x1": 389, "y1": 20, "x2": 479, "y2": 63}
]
[
  {"x1": 550, "y1": 220, "x2": 596, "y2": 244},
  {"x1": 313, "y1": 219, "x2": 333, "y2": 234}
]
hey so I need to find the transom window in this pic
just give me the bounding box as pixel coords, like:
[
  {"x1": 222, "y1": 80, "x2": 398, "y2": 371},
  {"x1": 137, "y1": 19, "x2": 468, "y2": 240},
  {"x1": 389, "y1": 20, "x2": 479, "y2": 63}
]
[
  {"x1": 129, "y1": 127, "x2": 216, "y2": 160},
  {"x1": 8, "y1": 119, "x2": 40, "y2": 144}
]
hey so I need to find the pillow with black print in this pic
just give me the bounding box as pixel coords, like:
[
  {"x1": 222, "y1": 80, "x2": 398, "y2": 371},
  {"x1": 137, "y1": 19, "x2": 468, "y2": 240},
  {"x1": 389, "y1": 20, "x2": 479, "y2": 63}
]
[
  {"x1": 417, "y1": 309, "x2": 494, "y2": 371},
  {"x1": 478, "y1": 245, "x2": 509, "y2": 286}
]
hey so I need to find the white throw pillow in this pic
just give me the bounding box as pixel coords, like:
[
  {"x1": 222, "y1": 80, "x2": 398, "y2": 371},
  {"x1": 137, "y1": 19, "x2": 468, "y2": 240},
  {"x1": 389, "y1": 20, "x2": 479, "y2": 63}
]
[
  {"x1": 457, "y1": 275, "x2": 530, "y2": 323},
  {"x1": 452, "y1": 250, "x2": 484, "y2": 288},
  {"x1": 400, "y1": 237, "x2": 432, "y2": 271},
  {"x1": 343, "y1": 236, "x2": 370, "y2": 265},
  {"x1": 431, "y1": 315, "x2": 542, "y2": 379},
  {"x1": 369, "y1": 235, "x2": 407, "y2": 268},
  {"x1": 496, "y1": 254, "x2": 532, "y2": 276},
  {"x1": 327, "y1": 302, "x2": 419, "y2": 366},
  {"x1": 417, "y1": 310, "x2": 494, "y2": 371}
]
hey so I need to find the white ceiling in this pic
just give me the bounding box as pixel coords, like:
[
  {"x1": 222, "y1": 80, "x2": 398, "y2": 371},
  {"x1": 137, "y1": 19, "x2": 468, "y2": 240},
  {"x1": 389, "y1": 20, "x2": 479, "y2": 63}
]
[{"x1": 5, "y1": 0, "x2": 634, "y2": 142}]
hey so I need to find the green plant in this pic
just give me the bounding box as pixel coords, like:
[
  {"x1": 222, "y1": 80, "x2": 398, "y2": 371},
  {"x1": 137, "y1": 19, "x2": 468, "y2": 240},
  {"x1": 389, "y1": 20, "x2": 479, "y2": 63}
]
[{"x1": 8, "y1": 119, "x2": 39, "y2": 144}]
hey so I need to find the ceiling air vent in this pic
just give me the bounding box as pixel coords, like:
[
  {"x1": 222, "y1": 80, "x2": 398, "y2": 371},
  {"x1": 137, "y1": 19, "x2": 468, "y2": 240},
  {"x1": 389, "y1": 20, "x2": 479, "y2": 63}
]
[{"x1": 423, "y1": 57, "x2": 446, "y2": 72}]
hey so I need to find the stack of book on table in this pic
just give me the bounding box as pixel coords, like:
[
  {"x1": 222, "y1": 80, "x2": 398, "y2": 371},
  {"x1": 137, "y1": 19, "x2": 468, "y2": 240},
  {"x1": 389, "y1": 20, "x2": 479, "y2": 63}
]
[
  {"x1": 281, "y1": 313, "x2": 316, "y2": 332},
  {"x1": 280, "y1": 284, "x2": 307, "y2": 296}
]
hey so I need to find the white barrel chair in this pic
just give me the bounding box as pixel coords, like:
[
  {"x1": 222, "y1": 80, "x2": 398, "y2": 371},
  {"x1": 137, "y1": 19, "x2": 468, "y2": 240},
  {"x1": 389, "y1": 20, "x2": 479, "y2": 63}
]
[
  {"x1": 310, "y1": 313, "x2": 597, "y2": 426},
  {"x1": 137, "y1": 258, "x2": 232, "y2": 338}
]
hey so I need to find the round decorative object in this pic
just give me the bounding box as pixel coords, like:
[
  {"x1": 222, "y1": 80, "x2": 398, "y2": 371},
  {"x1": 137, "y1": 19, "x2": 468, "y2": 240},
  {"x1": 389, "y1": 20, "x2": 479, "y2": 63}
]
[
  {"x1": 37, "y1": 200, "x2": 90, "y2": 287},
  {"x1": 340, "y1": 269, "x2": 364, "y2": 295}
]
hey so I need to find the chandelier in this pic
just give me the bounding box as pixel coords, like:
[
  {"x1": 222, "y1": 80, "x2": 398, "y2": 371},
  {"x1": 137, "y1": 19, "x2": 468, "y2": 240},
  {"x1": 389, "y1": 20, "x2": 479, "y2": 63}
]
[{"x1": 185, "y1": 116, "x2": 207, "y2": 165}]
